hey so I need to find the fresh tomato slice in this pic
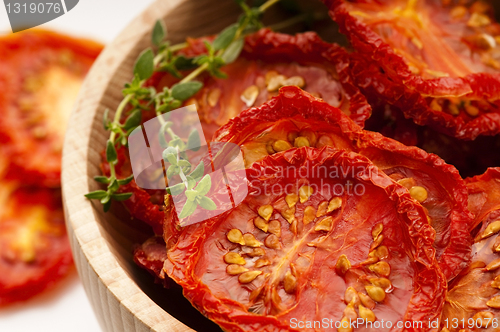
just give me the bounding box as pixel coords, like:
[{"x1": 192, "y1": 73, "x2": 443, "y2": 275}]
[
  {"x1": 165, "y1": 147, "x2": 446, "y2": 331},
  {"x1": 441, "y1": 168, "x2": 500, "y2": 331},
  {"x1": 0, "y1": 184, "x2": 72, "y2": 305},
  {"x1": 327, "y1": 0, "x2": 500, "y2": 139},
  {"x1": 214, "y1": 86, "x2": 473, "y2": 281},
  {"x1": 0, "y1": 30, "x2": 102, "y2": 187}
]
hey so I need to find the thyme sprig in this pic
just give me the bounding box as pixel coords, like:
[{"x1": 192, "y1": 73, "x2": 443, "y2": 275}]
[{"x1": 86, "y1": 0, "x2": 281, "y2": 213}]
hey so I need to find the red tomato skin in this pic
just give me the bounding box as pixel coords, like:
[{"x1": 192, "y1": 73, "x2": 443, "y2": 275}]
[
  {"x1": 214, "y1": 86, "x2": 473, "y2": 281},
  {"x1": 325, "y1": 0, "x2": 500, "y2": 140}
]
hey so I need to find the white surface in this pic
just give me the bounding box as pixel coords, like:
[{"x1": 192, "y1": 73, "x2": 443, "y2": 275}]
[{"x1": 0, "y1": 0, "x2": 156, "y2": 331}]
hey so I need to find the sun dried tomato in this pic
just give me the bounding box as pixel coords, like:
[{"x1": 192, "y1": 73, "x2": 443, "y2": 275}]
[
  {"x1": 133, "y1": 236, "x2": 172, "y2": 288},
  {"x1": 165, "y1": 147, "x2": 446, "y2": 331},
  {"x1": 100, "y1": 147, "x2": 165, "y2": 235},
  {"x1": 214, "y1": 86, "x2": 473, "y2": 280},
  {"x1": 326, "y1": 0, "x2": 500, "y2": 139},
  {"x1": 0, "y1": 184, "x2": 72, "y2": 305},
  {"x1": 0, "y1": 30, "x2": 102, "y2": 187},
  {"x1": 122, "y1": 28, "x2": 372, "y2": 234},
  {"x1": 441, "y1": 168, "x2": 500, "y2": 331},
  {"x1": 365, "y1": 107, "x2": 500, "y2": 178},
  {"x1": 152, "y1": 28, "x2": 371, "y2": 140}
]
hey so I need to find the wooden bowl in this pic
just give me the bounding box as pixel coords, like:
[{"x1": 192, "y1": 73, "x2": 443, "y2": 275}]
[
  {"x1": 61, "y1": 0, "x2": 337, "y2": 330},
  {"x1": 61, "y1": 0, "x2": 245, "y2": 331}
]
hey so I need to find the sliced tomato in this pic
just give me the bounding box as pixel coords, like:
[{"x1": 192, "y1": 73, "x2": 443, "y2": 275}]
[
  {"x1": 0, "y1": 184, "x2": 72, "y2": 305},
  {"x1": 101, "y1": 147, "x2": 165, "y2": 235},
  {"x1": 119, "y1": 28, "x2": 372, "y2": 233},
  {"x1": 214, "y1": 86, "x2": 472, "y2": 281},
  {"x1": 0, "y1": 30, "x2": 102, "y2": 187},
  {"x1": 165, "y1": 147, "x2": 446, "y2": 331},
  {"x1": 466, "y1": 168, "x2": 500, "y2": 233},
  {"x1": 365, "y1": 105, "x2": 500, "y2": 178},
  {"x1": 153, "y1": 28, "x2": 371, "y2": 139},
  {"x1": 327, "y1": 0, "x2": 500, "y2": 139},
  {"x1": 133, "y1": 236, "x2": 172, "y2": 288},
  {"x1": 441, "y1": 168, "x2": 500, "y2": 331}
]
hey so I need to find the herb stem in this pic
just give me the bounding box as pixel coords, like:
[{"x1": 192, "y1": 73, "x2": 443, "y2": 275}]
[
  {"x1": 170, "y1": 42, "x2": 188, "y2": 52},
  {"x1": 108, "y1": 93, "x2": 134, "y2": 178},
  {"x1": 179, "y1": 62, "x2": 209, "y2": 84},
  {"x1": 258, "y1": 0, "x2": 281, "y2": 13},
  {"x1": 268, "y1": 12, "x2": 307, "y2": 31}
]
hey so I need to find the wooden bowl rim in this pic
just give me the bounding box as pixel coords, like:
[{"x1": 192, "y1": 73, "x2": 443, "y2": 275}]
[{"x1": 61, "y1": 0, "x2": 196, "y2": 331}]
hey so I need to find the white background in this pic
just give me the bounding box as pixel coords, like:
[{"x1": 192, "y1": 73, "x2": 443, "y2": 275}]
[{"x1": 0, "y1": 0, "x2": 156, "y2": 331}]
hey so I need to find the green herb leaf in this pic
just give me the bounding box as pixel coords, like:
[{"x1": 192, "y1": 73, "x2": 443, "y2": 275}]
[
  {"x1": 171, "y1": 81, "x2": 203, "y2": 101},
  {"x1": 186, "y1": 176, "x2": 197, "y2": 190},
  {"x1": 163, "y1": 146, "x2": 178, "y2": 165},
  {"x1": 166, "y1": 182, "x2": 185, "y2": 196},
  {"x1": 170, "y1": 99, "x2": 182, "y2": 110},
  {"x1": 100, "y1": 194, "x2": 111, "y2": 205},
  {"x1": 169, "y1": 137, "x2": 184, "y2": 150},
  {"x1": 178, "y1": 160, "x2": 192, "y2": 174},
  {"x1": 186, "y1": 129, "x2": 201, "y2": 151},
  {"x1": 174, "y1": 55, "x2": 196, "y2": 70},
  {"x1": 198, "y1": 196, "x2": 217, "y2": 210},
  {"x1": 134, "y1": 49, "x2": 155, "y2": 81},
  {"x1": 195, "y1": 174, "x2": 212, "y2": 196},
  {"x1": 152, "y1": 20, "x2": 166, "y2": 47},
  {"x1": 117, "y1": 174, "x2": 135, "y2": 185},
  {"x1": 185, "y1": 189, "x2": 199, "y2": 202},
  {"x1": 213, "y1": 24, "x2": 238, "y2": 51},
  {"x1": 108, "y1": 178, "x2": 120, "y2": 192},
  {"x1": 106, "y1": 140, "x2": 117, "y2": 163},
  {"x1": 189, "y1": 161, "x2": 205, "y2": 181},
  {"x1": 111, "y1": 192, "x2": 133, "y2": 201},
  {"x1": 94, "y1": 176, "x2": 110, "y2": 184},
  {"x1": 85, "y1": 190, "x2": 108, "y2": 199},
  {"x1": 177, "y1": 160, "x2": 192, "y2": 168},
  {"x1": 221, "y1": 38, "x2": 244, "y2": 64},
  {"x1": 167, "y1": 165, "x2": 180, "y2": 179},
  {"x1": 123, "y1": 109, "x2": 142, "y2": 130},
  {"x1": 103, "y1": 200, "x2": 112, "y2": 212},
  {"x1": 178, "y1": 199, "x2": 197, "y2": 219},
  {"x1": 103, "y1": 108, "x2": 110, "y2": 129}
]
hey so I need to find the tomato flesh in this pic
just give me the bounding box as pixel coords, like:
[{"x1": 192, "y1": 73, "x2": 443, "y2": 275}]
[
  {"x1": 214, "y1": 86, "x2": 472, "y2": 281},
  {"x1": 0, "y1": 30, "x2": 102, "y2": 187},
  {"x1": 165, "y1": 147, "x2": 445, "y2": 331},
  {"x1": 327, "y1": 0, "x2": 500, "y2": 139},
  {"x1": 441, "y1": 168, "x2": 500, "y2": 331},
  {"x1": 0, "y1": 184, "x2": 71, "y2": 305}
]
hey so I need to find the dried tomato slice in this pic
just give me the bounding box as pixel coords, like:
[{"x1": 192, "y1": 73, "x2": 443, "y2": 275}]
[
  {"x1": 441, "y1": 168, "x2": 500, "y2": 331},
  {"x1": 152, "y1": 28, "x2": 371, "y2": 139},
  {"x1": 165, "y1": 147, "x2": 446, "y2": 331},
  {"x1": 0, "y1": 184, "x2": 72, "y2": 305},
  {"x1": 133, "y1": 236, "x2": 172, "y2": 288},
  {"x1": 365, "y1": 106, "x2": 500, "y2": 178},
  {"x1": 214, "y1": 86, "x2": 472, "y2": 281},
  {"x1": 466, "y1": 168, "x2": 500, "y2": 232},
  {"x1": 0, "y1": 30, "x2": 102, "y2": 187},
  {"x1": 121, "y1": 29, "x2": 371, "y2": 233},
  {"x1": 101, "y1": 147, "x2": 165, "y2": 235},
  {"x1": 327, "y1": 0, "x2": 500, "y2": 139}
]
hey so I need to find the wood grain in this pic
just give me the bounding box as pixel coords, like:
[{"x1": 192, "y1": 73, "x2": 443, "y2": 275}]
[{"x1": 61, "y1": 0, "x2": 242, "y2": 331}]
